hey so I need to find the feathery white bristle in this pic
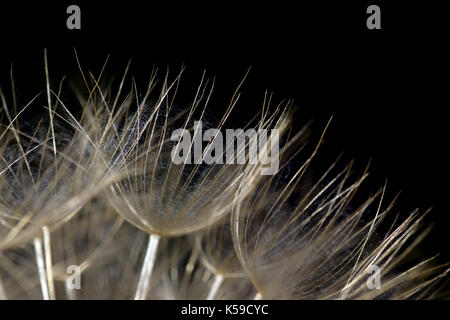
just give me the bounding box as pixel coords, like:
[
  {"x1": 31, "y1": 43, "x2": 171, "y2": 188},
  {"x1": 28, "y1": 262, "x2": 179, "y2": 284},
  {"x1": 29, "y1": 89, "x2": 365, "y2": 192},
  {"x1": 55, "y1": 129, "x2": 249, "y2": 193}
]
[{"x1": 0, "y1": 53, "x2": 448, "y2": 300}]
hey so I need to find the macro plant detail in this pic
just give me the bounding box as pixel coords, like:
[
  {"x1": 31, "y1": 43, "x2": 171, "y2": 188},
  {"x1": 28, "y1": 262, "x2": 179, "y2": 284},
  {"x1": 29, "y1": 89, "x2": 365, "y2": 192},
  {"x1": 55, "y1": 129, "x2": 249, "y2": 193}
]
[{"x1": 0, "y1": 52, "x2": 448, "y2": 300}]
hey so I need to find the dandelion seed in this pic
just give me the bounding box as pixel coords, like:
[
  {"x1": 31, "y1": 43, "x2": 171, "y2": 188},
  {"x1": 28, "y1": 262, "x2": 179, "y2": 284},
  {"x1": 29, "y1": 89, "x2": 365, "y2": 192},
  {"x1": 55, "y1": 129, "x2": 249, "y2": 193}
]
[{"x1": 0, "y1": 53, "x2": 448, "y2": 300}]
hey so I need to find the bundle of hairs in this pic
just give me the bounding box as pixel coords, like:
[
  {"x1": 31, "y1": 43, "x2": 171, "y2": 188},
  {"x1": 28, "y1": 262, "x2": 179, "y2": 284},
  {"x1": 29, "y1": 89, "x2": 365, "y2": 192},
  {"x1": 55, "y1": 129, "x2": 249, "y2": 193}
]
[{"x1": 0, "y1": 52, "x2": 448, "y2": 300}]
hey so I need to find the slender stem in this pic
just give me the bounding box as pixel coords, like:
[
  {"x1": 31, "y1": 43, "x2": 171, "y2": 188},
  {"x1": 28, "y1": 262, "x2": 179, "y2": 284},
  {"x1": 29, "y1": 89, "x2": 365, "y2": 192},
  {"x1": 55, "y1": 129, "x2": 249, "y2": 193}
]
[
  {"x1": 206, "y1": 273, "x2": 224, "y2": 300},
  {"x1": 33, "y1": 237, "x2": 49, "y2": 300},
  {"x1": 134, "y1": 234, "x2": 160, "y2": 300},
  {"x1": 42, "y1": 226, "x2": 55, "y2": 300},
  {"x1": 0, "y1": 276, "x2": 6, "y2": 300}
]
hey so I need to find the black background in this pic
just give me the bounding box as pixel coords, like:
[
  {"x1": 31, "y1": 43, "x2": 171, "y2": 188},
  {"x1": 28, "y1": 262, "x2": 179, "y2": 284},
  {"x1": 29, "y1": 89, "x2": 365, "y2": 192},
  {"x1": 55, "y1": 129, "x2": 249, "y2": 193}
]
[{"x1": 0, "y1": 1, "x2": 449, "y2": 265}]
